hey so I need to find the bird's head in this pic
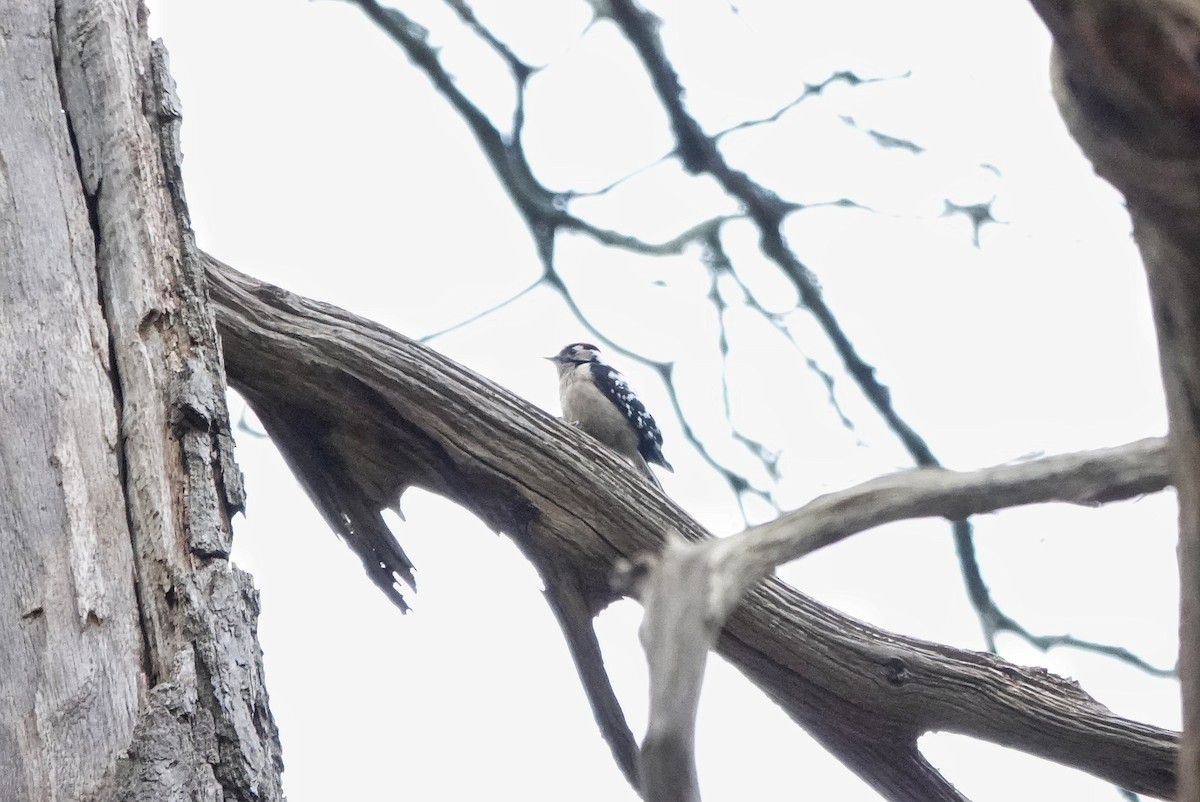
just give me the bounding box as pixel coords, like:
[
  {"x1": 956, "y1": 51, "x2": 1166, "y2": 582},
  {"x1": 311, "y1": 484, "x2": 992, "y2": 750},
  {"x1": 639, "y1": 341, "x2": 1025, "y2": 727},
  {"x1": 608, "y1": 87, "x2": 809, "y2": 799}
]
[{"x1": 545, "y1": 342, "x2": 602, "y2": 374}]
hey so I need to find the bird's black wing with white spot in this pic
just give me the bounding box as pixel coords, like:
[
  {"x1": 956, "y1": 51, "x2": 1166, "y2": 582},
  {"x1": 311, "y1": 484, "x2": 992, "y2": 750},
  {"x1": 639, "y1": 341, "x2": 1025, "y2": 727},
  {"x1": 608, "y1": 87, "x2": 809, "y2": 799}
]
[{"x1": 590, "y1": 362, "x2": 673, "y2": 471}]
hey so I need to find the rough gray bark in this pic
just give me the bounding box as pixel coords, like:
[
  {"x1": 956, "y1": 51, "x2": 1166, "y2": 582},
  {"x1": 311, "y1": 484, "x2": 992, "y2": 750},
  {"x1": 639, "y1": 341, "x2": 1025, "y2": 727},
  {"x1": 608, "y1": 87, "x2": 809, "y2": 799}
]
[
  {"x1": 206, "y1": 252, "x2": 1178, "y2": 801},
  {"x1": 1027, "y1": 1, "x2": 1200, "y2": 799},
  {"x1": 0, "y1": 2, "x2": 282, "y2": 800}
]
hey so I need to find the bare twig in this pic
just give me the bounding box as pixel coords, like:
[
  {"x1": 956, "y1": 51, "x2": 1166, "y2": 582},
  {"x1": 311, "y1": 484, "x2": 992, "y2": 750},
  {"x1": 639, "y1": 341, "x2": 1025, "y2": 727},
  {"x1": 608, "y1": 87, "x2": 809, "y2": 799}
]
[
  {"x1": 712, "y1": 71, "x2": 894, "y2": 141},
  {"x1": 442, "y1": 0, "x2": 534, "y2": 81},
  {"x1": 839, "y1": 115, "x2": 927, "y2": 154},
  {"x1": 563, "y1": 213, "x2": 742, "y2": 256},
  {"x1": 941, "y1": 198, "x2": 1001, "y2": 248},
  {"x1": 419, "y1": 278, "x2": 542, "y2": 343},
  {"x1": 442, "y1": 0, "x2": 533, "y2": 142},
  {"x1": 570, "y1": 70, "x2": 891, "y2": 199},
  {"x1": 1008, "y1": 627, "x2": 1175, "y2": 678},
  {"x1": 701, "y1": 229, "x2": 783, "y2": 486}
]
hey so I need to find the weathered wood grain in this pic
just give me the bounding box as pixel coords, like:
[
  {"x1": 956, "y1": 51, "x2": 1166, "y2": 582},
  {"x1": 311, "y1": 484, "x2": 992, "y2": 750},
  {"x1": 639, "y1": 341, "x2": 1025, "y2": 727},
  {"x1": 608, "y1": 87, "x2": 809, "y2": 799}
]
[
  {"x1": 0, "y1": 4, "x2": 142, "y2": 799},
  {"x1": 0, "y1": 2, "x2": 282, "y2": 799}
]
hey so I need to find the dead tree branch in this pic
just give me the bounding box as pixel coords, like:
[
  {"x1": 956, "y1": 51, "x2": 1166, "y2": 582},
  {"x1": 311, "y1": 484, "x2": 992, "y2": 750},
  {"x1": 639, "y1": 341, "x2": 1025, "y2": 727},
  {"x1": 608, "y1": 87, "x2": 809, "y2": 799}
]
[
  {"x1": 622, "y1": 438, "x2": 1166, "y2": 801},
  {"x1": 725, "y1": 436, "x2": 1166, "y2": 589},
  {"x1": 205, "y1": 252, "x2": 1178, "y2": 801}
]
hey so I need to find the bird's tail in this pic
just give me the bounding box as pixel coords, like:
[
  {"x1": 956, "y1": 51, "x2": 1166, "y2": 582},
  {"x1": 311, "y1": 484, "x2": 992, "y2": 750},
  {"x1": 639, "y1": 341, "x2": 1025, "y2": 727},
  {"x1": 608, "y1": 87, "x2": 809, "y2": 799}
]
[{"x1": 634, "y1": 453, "x2": 664, "y2": 492}]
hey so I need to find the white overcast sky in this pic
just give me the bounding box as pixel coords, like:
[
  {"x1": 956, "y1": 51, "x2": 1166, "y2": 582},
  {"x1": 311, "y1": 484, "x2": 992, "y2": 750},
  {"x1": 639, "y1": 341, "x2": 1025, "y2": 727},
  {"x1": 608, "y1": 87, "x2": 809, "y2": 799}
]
[{"x1": 147, "y1": 1, "x2": 1177, "y2": 800}]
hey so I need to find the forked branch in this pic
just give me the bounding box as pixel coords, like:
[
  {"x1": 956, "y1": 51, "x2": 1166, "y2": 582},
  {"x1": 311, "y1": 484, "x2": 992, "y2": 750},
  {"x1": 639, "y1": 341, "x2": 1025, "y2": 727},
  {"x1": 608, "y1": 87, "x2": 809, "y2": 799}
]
[{"x1": 622, "y1": 439, "x2": 1167, "y2": 801}]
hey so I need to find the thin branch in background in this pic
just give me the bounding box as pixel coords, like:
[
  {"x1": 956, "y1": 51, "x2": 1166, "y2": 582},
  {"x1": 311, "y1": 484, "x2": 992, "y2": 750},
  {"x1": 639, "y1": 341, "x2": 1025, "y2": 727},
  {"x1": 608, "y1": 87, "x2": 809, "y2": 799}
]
[
  {"x1": 995, "y1": 607, "x2": 1176, "y2": 678},
  {"x1": 562, "y1": 213, "x2": 742, "y2": 256},
  {"x1": 953, "y1": 517, "x2": 1001, "y2": 647},
  {"x1": 572, "y1": 72, "x2": 894, "y2": 200},
  {"x1": 564, "y1": 156, "x2": 670, "y2": 199},
  {"x1": 442, "y1": 0, "x2": 534, "y2": 81},
  {"x1": 706, "y1": 290, "x2": 761, "y2": 526},
  {"x1": 347, "y1": 0, "x2": 557, "y2": 264},
  {"x1": 866, "y1": 129, "x2": 926, "y2": 153},
  {"x1": 797, "y1": 196, "x2": 875, "y2": 213},
  {"x1": 712, "y1": 70, "x2": 901, "y2": 142},
  {"x1": 348, "y1": 0, "x2": 739, "y2": 266},
  {"x1": 838, "y1": 114, "x2": 927, "y2": 154},
  {"x1": 802, "y1": 354, "x2": 859, "y2": 436},
  {"x1": 700, "y1": 224, "x2": 861, "y2": 438},
  {"x1": 441, "y1": 0, "x2": 535, "y2": 142},
  {"x1": 702, "y1": 228, "x2": 782, "y2": 484},
  {"x1": 419, "y1": 277, "x2": 543, "y2": 343},
  {"x1": 952, "y1": 515, "x2": 1174, "y2": 676},
  {"x1": 653, "y1": 357, "x2": 778, "y2": 515},
  {"x1": 941, "y1": 197, "x2": 1002, "y2": 248}
]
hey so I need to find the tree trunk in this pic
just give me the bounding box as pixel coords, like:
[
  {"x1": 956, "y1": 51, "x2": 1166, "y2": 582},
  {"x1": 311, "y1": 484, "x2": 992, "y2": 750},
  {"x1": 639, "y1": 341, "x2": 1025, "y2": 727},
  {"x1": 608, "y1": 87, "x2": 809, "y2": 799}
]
[
  {"x1": 0, "y1": 2, "x2": 283, "y2": 800},
  {"x1": 1029, "y1": 1, "x2": 1200, "y2": 798}
]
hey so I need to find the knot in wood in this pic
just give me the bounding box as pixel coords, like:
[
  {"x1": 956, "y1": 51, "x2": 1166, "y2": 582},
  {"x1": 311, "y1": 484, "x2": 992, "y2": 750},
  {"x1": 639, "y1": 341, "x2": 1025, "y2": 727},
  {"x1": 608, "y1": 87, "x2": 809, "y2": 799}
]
[{"x1": 882, "y1": 656, "x2": 909, "y2": 686}]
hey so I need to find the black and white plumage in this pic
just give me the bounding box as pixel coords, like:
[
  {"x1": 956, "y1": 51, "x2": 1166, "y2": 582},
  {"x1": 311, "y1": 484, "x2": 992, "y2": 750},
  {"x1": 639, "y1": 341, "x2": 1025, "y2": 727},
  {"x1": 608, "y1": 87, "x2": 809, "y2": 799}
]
[{"x1": 546, "y1": 342, "x2": 673, "y2": 488}]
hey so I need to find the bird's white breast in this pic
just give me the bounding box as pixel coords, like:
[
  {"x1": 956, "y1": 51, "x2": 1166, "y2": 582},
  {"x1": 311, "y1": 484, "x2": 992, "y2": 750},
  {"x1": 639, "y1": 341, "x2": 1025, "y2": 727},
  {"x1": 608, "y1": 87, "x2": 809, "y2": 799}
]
[{"x1": 560, "y1": 363, "x2": 640, "y2": 456}]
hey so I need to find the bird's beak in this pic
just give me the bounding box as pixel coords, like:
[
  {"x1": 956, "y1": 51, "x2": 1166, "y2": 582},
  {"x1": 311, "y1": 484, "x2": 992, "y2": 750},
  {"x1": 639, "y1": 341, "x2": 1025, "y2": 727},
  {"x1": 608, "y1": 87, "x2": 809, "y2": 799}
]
[{"x1": 543, "y1": 356, "x2": 558, "y2": 363}]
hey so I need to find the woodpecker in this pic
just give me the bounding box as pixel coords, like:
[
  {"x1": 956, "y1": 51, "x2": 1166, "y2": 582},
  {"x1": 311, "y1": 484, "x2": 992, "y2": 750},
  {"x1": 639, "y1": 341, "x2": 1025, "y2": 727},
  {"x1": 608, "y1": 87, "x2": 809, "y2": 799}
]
[{"x1": 546, "y1": 342, "x2": 672, "y2": 489}]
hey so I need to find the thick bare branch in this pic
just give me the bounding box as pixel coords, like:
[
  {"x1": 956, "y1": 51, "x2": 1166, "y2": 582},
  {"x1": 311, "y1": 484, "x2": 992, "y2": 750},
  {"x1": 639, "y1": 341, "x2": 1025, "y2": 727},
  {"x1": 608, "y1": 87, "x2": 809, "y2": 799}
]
[
  {"x1": 205, "y1": 253, "x2": 1178, "y2": 801},
  {"x1": 614, "y1": 536, "x2": 711, "y2": 802},
  {"x1": 714, "y1": 437, "x2": 1167, "y2": 608},
  {"x1": 623, "y1": 441, "x2": 1167, "y2": 801}
]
